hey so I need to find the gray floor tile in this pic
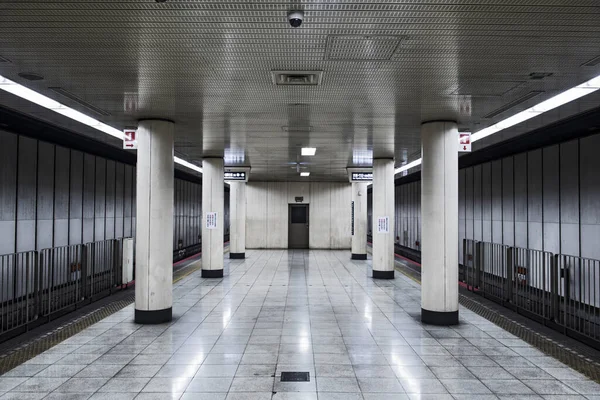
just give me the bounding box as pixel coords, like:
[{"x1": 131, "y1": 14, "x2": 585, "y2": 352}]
[
  {"x1": 55, "y1": 378, "x2": 110, "y2": 393},
  {"x1": 521, "y1": 379, "x2": 579, "y2": 395},
  {"x1": 34, "y1": 364, "x2": 86, "y2": 378},
  {"x1": 235, "y1": 364, "x2": 276, "y2": 377},
  {"x1": 75, "y1": 364, "x2": 124, "y2": 378},
  {"x1": 431, "y1": 366, "x2": 476, "y2": 379},
  {"x1": 439, "y1": 379, "x2": 492, "y2": 394},
  {"x1": 225, "y1": 393, "x2": 272, "y2": 400},
  {"x1": 398, "y1": 378, "x2": 448, "y2": 394},
  {"x1": 315, "y1": 364, "x2": 355, "y2": 377},
  {"x1": 229, "y1": 377, "x2": 274, "y2": 392},
  {"x1": 12, "y1": 377, "x2": 69, "y2": 392},
  {"x1": 0, "y1": 377, "x2": 29, "y2": 392},
  {"x1": 142, "y1": 377, "x2": 192, "y2": 393},
  {"x1": 480, "y1": 379, "x2": 537, "y2": 395},
  {"x1": 186, "y1": 377, "x2": 234, "y2": 392},
  {"x1": 357, "y1": 378, "x2": 404, "y2": 393},
  {"x1": 1, "y1": 364, "x2": 49, "y2": 377},
  {"x1": 316, "y1": 377, "x2": 360, "y2": 392},
  {"x1": 98, "y1": 377, "x2": 150, "y2": 392}
]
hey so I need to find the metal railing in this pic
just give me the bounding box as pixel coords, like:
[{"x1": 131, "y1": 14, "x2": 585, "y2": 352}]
[
  {"x1": 0, "y1": 239, "x2": 127, "y2": 342},
  {"x1": 461, "y1": 239, "x2": 600, "y2": 350}
]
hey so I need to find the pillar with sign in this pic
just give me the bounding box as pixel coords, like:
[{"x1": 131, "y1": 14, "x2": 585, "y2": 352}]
[
  {"x1": 372, "y1": 159, "x2": 395, "y2": 278},
  {"x1": 349, "y1": 170, "x2": 370, "y2": 260},
  {"x1": 421, "y1": 121, "x2": 459, "y2": 325},
  {"x1": 202, "y1": 157, "x2": 225, "y2": 277},
  {"x1": 229, "y1": 179, "x2": 246, "y2": 259},
  {"x1": 134, "y1": 120, "x2": 174, "y2": 323}
]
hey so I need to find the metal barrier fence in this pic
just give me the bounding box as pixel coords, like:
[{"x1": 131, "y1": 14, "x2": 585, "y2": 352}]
[
  {"x1": 0, "y1": 239, "x2": 126, "y2": 342},
  {"x1": 461, "y1": 239, "x2": 600, "y2": 350}
]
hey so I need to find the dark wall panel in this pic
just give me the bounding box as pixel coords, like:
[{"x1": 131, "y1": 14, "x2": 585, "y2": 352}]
[
  {"x1": 0, "y1": 131, "x2": 17, "y2": 255},
  {"x1": 16, "y1": 136, "x2": 37, "y2": 252}
]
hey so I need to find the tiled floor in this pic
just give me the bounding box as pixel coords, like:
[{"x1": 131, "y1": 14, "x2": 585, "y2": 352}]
[{"x1": 1, "y1": 249, "x2": 599, "y2": 400}]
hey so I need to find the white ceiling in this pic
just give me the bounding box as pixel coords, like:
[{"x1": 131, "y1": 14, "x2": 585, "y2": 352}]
[{"x1": 0, "y1": 0, "x2": 599, "y2": 181}]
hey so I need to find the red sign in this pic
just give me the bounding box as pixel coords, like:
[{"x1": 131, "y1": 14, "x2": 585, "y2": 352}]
[
  {"x1": 459, "y1": 132, "x2": 471, "y2": 152},
  {"x1": 123, "y1": 129, "x2": 137, "y2": 150}
]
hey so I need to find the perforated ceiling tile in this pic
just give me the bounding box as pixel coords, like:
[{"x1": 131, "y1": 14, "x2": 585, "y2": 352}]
[
  {"x1": 325, "y1": 35, "x2": 404, "y2": 60},
  {"x1": 0, "y1": 1, "x2": 599, "y2": 180}
]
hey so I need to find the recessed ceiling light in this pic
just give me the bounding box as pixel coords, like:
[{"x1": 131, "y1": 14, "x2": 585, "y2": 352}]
[
  {"x1": 300, "y1": 172, "x2": 310, "y2": 177},
  {"x1": 301, "y1": 147, "x2": 316, "y2": 156}
]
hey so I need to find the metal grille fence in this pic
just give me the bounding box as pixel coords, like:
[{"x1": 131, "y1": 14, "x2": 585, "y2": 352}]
[
  {"x1": 0, "y1": 239, "x2": 127, "y2": 342},
  {"x1": 462, "y1": 239, "x2": 600, "y2": 350}
]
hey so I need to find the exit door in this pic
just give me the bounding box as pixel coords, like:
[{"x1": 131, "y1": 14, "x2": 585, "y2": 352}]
[{"x1": 288, "y1": 205, "x2": 309, "y2": 249}]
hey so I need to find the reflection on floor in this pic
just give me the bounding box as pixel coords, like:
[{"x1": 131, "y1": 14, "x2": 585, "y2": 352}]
[{"x1": 1, "y1": 250, "x2": 599, "y2": 400}]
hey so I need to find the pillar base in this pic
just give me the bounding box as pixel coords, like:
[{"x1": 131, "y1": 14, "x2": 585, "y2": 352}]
[
  {"x1": 421, "y1": 309, "x2": 459, "y2": 325},
  {"x1": 372, "y1": 270, "x2": 394, "y2": 279},
  {"x1": 202, "y1": 269, "x2": 224, "y2": 278},
  {"x1": 351, "y1": 253, "x2": 367, "y2": 260},
  {"x1": 230, "y1": 252, "x2": 245, "y2": 259},
  {"x1": 135, "y1": 308, "x2": 172, "y2": 324}
]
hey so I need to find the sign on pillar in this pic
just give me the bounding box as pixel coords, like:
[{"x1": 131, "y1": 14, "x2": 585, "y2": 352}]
[
  {"x1": 459, "y1": 131, "x2": 471, "y2": 152},
  {"x1": 123, "y1": 129, "x2": 137, "y2": 150},
  {"x1": 206, "y1": 212, "x2": 218, "y2": 229},
  {"x1": 377, "y1": 216, "x2": 389, "y2": 233}
]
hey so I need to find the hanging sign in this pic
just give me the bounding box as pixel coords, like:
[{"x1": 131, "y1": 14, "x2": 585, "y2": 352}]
[
  {"x1": 351, "y1": 172, "x2": 373, "y2": 181},
  {"x1": 205, "y1": 212, "x2": 218, "y2": 229},
  {"x1": 224, "y1": 171, "x2": 246, "y2": 181},
  {"x1": 377, "y1": 216, "x2": 389, "y2": 234},
  {"x1": 459, "y1": 132, "x2": 471, "y2": 152},
  {"x1": 123, "y1": 129, "x2": 137, "y2": 150}
]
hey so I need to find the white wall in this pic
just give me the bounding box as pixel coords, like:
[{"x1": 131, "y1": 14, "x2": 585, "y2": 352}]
[{"x1": 246, "y1": 182, "x2": 351, "y2": 249}]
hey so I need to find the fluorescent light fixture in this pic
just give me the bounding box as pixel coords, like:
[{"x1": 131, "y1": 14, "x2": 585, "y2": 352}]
[
  {"x1": 394, "y1": 159, "x2": 422, "y2": 174},
  {"x1": 394, "y1": 72, "x2": 600, "y2": 175},
  {"x1": 471, "y1": 73, "x2": 600, "y2": 143},
  {"x1": 300, "y1": 172, "x2": 310, "y2": 177},
  {"x1": 174, "y1": 156, "x2": 203, "y2": 173},
  {"x1": 0, "y1": 73, "x2": 202, "y2": 173},
  {"x1": 301, "y1": 147, "x2": 316, "y2": 156}
]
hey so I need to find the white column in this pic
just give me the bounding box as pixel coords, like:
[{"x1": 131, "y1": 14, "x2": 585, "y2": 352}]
[
  {"x1": 421, "y1": 121, "x2": 459, "y2": 325},
  {"x1": 229, "y1": 181, "x2": 246, "y2": 259},
  {"x1": 351, "y1": 182, "x2": 368, "y2": 260},
  {"x1": 372, "y1": 159, "x2": 395, "y2": 279},
  {"x1": 135, "y1": 119, "x2": 174, "y2": 324},
  {"x1": 202, "y1": 157, "x2": 224, "y2": 277}
]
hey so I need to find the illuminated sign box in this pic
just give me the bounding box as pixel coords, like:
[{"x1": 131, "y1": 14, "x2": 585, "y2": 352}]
[
  {"x1": 351, "y1": 172, "x2": 373, "y2": 181},
  {"x1": 224, "y1": 172, "x2": 246, "y2": 181}
]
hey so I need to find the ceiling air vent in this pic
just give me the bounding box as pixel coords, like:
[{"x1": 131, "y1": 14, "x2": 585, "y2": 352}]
[
  {"x1": 581, "y1": 55, "x2": 600, "y2": 67},
  {"x1": 529, "y1": 72, "x2": 553, "y2": 80},
  {"x1": 18, "y1": 72, "x2": 44, "y2": 81},
  {"x1": 49, "y1": 87, "x2": 110, "y2": 116},
  {"x1": 484, "y1": 91, "x2": 544, "y2": 119},
  {"x1": 271, "y1": 71, "x2": 323, "y2": 86},
  {"x1": 0, "y1": 56, "x2": 11, "y2": 63}
]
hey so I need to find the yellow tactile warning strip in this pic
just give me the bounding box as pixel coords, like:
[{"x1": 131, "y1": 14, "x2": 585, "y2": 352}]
[
  {"x1": 392, "y1": 259, "x2": 600, "y2": 384},
  {"x1": 0, "y1": 254, "x2": 209, "y2": 375}
]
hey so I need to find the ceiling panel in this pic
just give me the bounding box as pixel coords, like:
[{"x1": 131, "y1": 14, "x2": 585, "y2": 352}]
[{"x1": 0, "y1": 0, "x2": 599, "y2": 181}]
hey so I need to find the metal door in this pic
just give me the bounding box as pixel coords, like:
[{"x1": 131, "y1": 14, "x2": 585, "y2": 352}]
[{"x1": 288, "y1": 205, "x2": 309, "y2": 249}]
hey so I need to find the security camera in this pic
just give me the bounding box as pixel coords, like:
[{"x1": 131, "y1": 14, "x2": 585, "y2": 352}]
[{"x1": 287, "y1": 10, "x2": 304, "y2": 28}]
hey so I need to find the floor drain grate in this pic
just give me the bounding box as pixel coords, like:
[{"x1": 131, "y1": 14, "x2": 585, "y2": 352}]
[{"x1": 280, "y1": 372, "x2": 310, "y2": 382}]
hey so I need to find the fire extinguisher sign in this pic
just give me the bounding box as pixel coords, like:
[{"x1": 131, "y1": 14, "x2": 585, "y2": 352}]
[{"x1": 459, "y1": 132, "x2": 472, "y2": 152}]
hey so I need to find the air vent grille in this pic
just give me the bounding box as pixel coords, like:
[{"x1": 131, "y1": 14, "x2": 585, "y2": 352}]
[
  {"x1": 581, "y1": 55, "x2": 600, "y2": 67},
  {"x1": 529, "y1": 72, "x2": 553, "y2": 80},
  {"x1": 484, "y1": 91, "x2": 544, "y2": 119},
  {"x1": 0, "y1": 56, "x2": 11, "y2": 63},
  {"x1": 18, "y1": 72, "x2": 44, "y2": 81},
  {"x1": 271, "y1": 71, "x2": 323, "y2": 86},
  {"x1": 49, "y1": 87, "x2": 110, "y2": 116},
  {"x1": 325, "y1": 35, "x2": 404, "y2": 61}
]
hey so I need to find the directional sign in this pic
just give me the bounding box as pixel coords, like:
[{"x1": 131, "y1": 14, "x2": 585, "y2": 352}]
[
  {"x1": 459, "y1": 132, "x2": 471, "y2": 152},
  {"x1": 224, "y1": 171, "x2": 246, "y2": 181},
  {"x1": 351, "y1": 172, "x2": 373, "y2": 181},
  {"x1": 123, "y1": 129, "x2": 137, "y2": 150}
]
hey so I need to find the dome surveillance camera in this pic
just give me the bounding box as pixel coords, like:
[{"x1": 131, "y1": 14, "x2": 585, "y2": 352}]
[{"x1": 287, "y1": 10, "x2": 304, "y2": 27}]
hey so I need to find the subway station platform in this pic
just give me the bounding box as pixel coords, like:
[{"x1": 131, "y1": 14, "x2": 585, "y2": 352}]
[{"x1": 1, "y1": 250, "x2": 599, "y2": 400}]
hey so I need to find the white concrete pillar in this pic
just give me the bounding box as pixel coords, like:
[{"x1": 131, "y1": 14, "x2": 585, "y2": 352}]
[
  {"x1": 229, "y1": 181, "x2": 246, "y2": 259},
  {"x1": 135, "y1": 119, "x2": 174, "y2": 324},
  {"x1": 372, "y1": 158, "x2": 395, "y2": 279},
  {"x1": 351, "y1": 182, "x2": 368, "y2": 260},
  {"x1": 202, "y1": 157, "x2": 224, "y2": 277},
  {"x1": 421, "y1": 121, "x2": 459, "y2": 325}
]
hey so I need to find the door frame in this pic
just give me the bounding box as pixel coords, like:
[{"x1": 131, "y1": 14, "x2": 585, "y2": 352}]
[{"x1": 288, "y1": 204, "x2": 309, "y2": 249}]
